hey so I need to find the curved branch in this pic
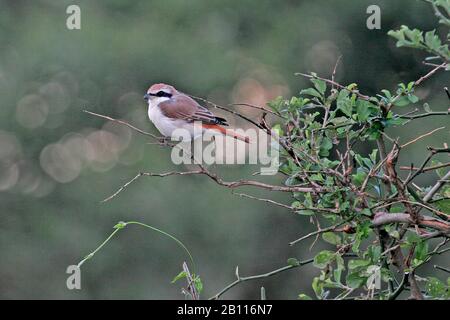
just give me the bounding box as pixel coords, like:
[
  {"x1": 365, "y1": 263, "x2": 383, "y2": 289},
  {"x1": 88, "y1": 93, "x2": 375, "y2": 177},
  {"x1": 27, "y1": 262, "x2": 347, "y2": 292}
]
[
  {"x1": 209, "y1": 258, "x2": 314, "y2": 300},
  {"x1": 423, "y1": 171, "x2": 450, "y2": 202},
  {"x1": 372, "y1": 212, "x2": 450, "y2": 233},
  {"x1": 102, "y1": 166, "x2": 327, "y2": 203}
]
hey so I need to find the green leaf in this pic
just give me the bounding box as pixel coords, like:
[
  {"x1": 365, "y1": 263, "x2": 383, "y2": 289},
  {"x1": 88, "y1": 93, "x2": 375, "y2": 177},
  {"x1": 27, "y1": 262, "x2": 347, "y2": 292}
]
[
  {"x1": 430, "y1": 160, "x2": 448, "y2": 179},
  {"x1": 337, "y1": 90, "x2": 352, "y2": 117},
  {"x1": 113, "y1": 221, "x2": 127, "y2": 229},
  {"x1": 322, "y1": 232, "x2": 341, "y2": 245},
  {"x1": 171, "y1": 271, "x2": 187, "y2": 283},
  {"x1": 356, "y1": 100, "x2": 372, "y2": 122},
  {"x1": 414, "y1": 240, "x2": 429, "y2": 262},
  {"x1": 407, "y1": 94, "x2": 419, "y2": 103},
  {"x1": 424, "y1": 30, "x2": 442, "y2": 51},
  {"x1": 338, "y1": 99, "x2": 353, "y2": 117},
  {"x1": 366, "y1": 245, "x2": 382, "y2": 263},
  {"x1": 312, "y1": 79, "x2": 327, "y2": 95},
  {"x1": 388, "y1": 29, "x2": 405, "y2": 42},
  {"x1": 352, "y1": 171, "x2": 367, "y2": 186},
  {"x1": 193, "y1": 276, "x2": 203, "y2": 294},
  {"x1": 346, "y1": 271, "x2": 367, "y2": 289},
  {"x1": 426, "y1": 277, "x2": 448, "y2": 299},
  {"x1": 369, "y1": 149, "x2": 378, "y2": 163},
  {"x1": 298, "y1": 293, "x2": 313, "y2": 300},
  {"x1": 297, "y1": 209, "x2": 315, "y2": 216},
  {"x1": 348, "y1": 259, "x2": 371, "y2": 270},
  {"x1": 319, "y1": 137, "x2": 333, "y2": 157},
  {"x1": 435, "y1": 199, "x2": 450, "y2": 214},
  {"x1": 314, "y1": 250, "x2": 335, "y2": 269},
  {"x1": 300, "y1": 87, "x2": 323, "y2": 99},
  {"x1": 272, "y1": 123, "x2": 284, "y2": 136},
  {"x1": 381, "y1": 89, "x2": 392, "y2": 99},
  {"x1": 393, "y1": 96, "x2": 411, "y2": 107},
  {"x1": 267, "y1": 96, "x2": 285, "y2": 113},
  {"x1": 334, "y1": 268, "x2": 343, "y2": 284},
  {"x1": 312, "y1": 277, "x2": 323, "y2": 298},
  {"x1": 335, "y1": 255, "x2": 345, "y2": 284},
  {"x1": 291, "y1": 201, "x2": 302, "y2": 209}
]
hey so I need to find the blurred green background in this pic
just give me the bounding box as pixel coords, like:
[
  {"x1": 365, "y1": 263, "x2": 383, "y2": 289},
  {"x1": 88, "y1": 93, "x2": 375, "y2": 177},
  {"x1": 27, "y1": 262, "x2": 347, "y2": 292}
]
[{"x1": 0, "y1": 0, "x2": 448, "y2": 299}]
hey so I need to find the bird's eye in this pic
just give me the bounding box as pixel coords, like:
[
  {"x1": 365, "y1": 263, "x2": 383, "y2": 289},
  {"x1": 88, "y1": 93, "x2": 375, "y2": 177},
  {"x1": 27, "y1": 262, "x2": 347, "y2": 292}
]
[{"x1": 157, "y1": 90, "x2": 171, "y2": 97}]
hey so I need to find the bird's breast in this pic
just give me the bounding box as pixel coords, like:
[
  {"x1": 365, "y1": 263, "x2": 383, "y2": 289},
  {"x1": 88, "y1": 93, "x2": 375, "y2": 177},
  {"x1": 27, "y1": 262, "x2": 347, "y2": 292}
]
[{"x1": 148, "y1": 104, "x2": 195, "y2": 139}]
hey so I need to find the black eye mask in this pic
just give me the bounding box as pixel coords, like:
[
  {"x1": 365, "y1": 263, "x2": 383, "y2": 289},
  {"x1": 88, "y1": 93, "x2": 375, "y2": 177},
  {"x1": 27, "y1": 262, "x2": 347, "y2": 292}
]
[{"x1": 154, "y1": 91, "x2": 172, "y2": 98}]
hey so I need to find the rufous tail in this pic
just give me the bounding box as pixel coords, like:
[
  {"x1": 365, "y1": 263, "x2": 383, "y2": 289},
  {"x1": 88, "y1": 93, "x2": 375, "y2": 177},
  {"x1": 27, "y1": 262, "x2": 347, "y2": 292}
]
[{"x1": 202, "y1": 124, "x2": 250, "y2": 143}]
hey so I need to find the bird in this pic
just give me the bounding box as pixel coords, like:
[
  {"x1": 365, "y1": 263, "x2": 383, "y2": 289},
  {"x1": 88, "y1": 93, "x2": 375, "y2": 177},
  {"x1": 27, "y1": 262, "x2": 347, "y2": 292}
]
[{"x1": 144, "y1": 83, "x2": 249, "y2": 143}]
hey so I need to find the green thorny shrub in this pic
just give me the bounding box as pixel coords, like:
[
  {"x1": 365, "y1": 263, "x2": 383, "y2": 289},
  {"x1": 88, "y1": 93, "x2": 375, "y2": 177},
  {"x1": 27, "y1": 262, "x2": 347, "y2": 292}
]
[
  {"x1": 266, "y1": 0, "x2": 450, "y2": 300},
  {"x1": 80, "y1": 0, "x2": 450, "y2": 300}
]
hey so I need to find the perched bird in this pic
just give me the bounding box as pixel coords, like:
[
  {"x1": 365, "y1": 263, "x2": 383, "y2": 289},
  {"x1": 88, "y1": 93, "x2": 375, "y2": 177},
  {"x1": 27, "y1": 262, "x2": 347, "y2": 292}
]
[{"x1": 144, "y1": 83, "x2": 249, "y2": 143}]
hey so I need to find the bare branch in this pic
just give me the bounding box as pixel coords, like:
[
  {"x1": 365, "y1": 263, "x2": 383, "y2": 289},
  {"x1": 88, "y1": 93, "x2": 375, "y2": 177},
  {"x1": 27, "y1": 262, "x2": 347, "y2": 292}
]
[
  {"x1": 400, "y1": 127, "x2": 445, "y2": 149},
  {"x1": 434, "y1": 265, "x2": 450, "y2": 274},
  {"x1": 400, "y1": 110, "x2": 450, "y2": 120},
  {"x1": 230, "y1": 102, "x2": 284, "y2": 118},
  {"x1": 289, "y1": 221, "x2": 347, "y2": 246},
  {"x1": 209, "y1": 258, "x2": 314, "y2": 300},
  {"x1": 231, "y1": 191, "x2": 295, "y2": 211},
  {"x1": 399, "y1": 162, "x2": 450, "y2": 172},
  {"x1": 372, "y1": 212, "x2": 450, "y2": 233},
  {"x1": 189, "y1": 95, "x2": 265, "y2": 130},
  {"x1": 83, "y1": 110, "x2": 162, "y2": 140},
  {"x1": 295, "y1": 72, "x2": 371, "y2": 101},
  {"x1": 331, "y1": 55, "x2": 343, "y2": 91},
  {"x1": 423, "y1": 170, "x2": 450, "y2": 202},
  {"x1": 102, "y1": 166, "x2": 328, "y2": 203},
  {"x1": 414, "y1": 62, "x2": 447, "y2": 86},
  {"x1": 386, "y1": 62, "x2": 447, "y2": 112},
  {"x1": 182, "y1": 261, "x2": 199, "y2": 300},
  {"x1": 101, "y1": 171, "x2": 204, "y2": 203}
]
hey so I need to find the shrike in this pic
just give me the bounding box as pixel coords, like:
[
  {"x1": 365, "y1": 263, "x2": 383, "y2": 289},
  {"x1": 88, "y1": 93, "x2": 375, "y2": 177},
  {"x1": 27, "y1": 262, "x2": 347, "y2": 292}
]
[{"x1": 144, "y1": 83, "x2": 249, "y2": 143}]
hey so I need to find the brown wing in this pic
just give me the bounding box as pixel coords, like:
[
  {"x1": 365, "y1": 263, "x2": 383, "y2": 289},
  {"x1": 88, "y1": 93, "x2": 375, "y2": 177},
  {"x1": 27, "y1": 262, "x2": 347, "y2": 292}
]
[{"x1": 158, "y1": 94, "x2": 228, "y2": 126}]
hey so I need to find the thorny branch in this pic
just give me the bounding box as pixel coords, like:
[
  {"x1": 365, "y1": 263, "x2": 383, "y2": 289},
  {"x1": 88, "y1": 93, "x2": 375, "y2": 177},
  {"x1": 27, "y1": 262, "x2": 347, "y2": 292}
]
[{"x1": 84, "y1": 39, "x2": 450, "y2": 299}]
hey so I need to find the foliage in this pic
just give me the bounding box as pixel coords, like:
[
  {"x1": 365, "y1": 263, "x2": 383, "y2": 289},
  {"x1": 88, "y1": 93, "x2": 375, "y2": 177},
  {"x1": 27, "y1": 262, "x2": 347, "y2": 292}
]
[
  {"x1": 77, "y1": 0, "x2": 450, "y2": 300},
  {"x1": 265, "y1": 0, "x2": 450, "y2": 299}
]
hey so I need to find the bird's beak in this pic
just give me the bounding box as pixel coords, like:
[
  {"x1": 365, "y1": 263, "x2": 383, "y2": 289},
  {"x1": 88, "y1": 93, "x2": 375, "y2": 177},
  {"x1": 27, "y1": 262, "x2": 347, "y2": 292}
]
[{"x1": 143, "y1": 93, "x2": 151, "y2": 102}]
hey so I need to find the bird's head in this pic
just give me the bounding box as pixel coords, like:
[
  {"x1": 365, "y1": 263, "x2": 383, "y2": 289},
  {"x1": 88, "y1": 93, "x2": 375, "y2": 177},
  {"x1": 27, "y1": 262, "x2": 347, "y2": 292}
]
[{"x1": 144, "y1": 83, "x2": 177, "y2": 104}]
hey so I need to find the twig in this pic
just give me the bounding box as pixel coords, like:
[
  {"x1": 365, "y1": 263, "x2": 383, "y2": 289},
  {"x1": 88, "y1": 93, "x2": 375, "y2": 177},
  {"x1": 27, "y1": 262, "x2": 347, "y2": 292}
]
[
  {"x1": 260, "y1": 287, "x2": 267, "y2": 300},
  {"x1": 230, "y1": 103, "x2": 283, "y2": 118},
  {"x1": 182, "y1": 262, "x2": 199, "y2": 300},
  {"x1": 101, "y1": 173, "x2": 144, "y2": 203},
  {"x1": 289, "y1": 221, "x2": 347, "y2": 246},
  {"x1": 414, "y1": 62, "x2": 447, "y2": 86},
  {"x1": 423, "y1": 170, "x2": 450, "y2": 202},
  {"x1": 372, "y1": 212, "x2": 450, "y2": 233},
  {"x1": 434, "y1": 265, "x2": 450, "y2": 274},
  {"x1": 400, "y1": 111, "x2": 450, "y2": 120},
  {"x1": 403, "y1": 146, "x2": 449, "y2": 186},
  {"x1": 189, "y1": 95, "x2": 265, "y2": 130},
  {"x1": 399, "y1": 162, "x2": 450, "y2": 172},
  {"x1": 101, "y1": 170, "x2": 205, "y2": 203},
  {"x1": 401, "y1": 200, "x2": 450, "y2": 218},
  {"x1": 437, "y1": 246, "x2": 450, "y2": 255},
  {"x1": 83, "y1": 110, "x2": 162, "y2": 140},
  {"x1": 388, "y1": 273, "x2": 409, "y2": 300},
  {"x1": 400, "y1": 127, "x2": 445, "y2": 148},
  {"x1": 331, "y1": 55, "x2": 343, "y2": 91},
  {"x1": 386, "y1": 62, "x2": 447, "y2": 112},
  {"x1": 209, "y1": 258, "x2": 314, "y2": 300},
  {"x1": 295, "y1": 72, "x2": 371, "y2": 101},
  {"x1": 231, "y1": 191, "x2": 294, "y2": 211},
  {"x1": 102, "y1": 167, "x2": 327, "y2": 203}
]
